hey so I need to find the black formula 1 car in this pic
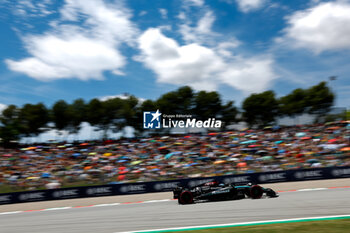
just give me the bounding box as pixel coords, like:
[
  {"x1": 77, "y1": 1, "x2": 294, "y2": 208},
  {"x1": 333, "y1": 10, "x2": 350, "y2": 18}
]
[{"x1": 173, "y1": 181, "x2": 278, "y2": 204}]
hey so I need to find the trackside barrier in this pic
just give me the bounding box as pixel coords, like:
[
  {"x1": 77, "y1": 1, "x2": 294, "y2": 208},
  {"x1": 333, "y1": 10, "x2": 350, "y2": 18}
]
[{"x1": 1, "y1": 166, "x2": 350, "y2": 205}]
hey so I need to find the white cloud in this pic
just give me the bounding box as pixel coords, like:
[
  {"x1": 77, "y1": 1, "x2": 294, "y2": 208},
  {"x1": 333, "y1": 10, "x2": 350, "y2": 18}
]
[
  {"x1": 159, "y1": 8, "x2": 168, "y2": 19},
  {"x1": 139, "y1": 10, "x2": 147, "y2": 16},
  {"x1": 197, "y1": 10, "x2": 215, "y2": 34},
  {"x1": 280, "y1": 1, "x2": 350, "y2": 53},
  {"x1": 99, "y1": 94, "x2": 145, "y2": 103},
  {"x1": 179, "y1": 0, "x2": 209, "y2": 43},
  {"x1": 157, "y1": 25, "x2": 172, "y2": 32},
  {"x1": 216, "y1": 41, "x2": 240, "y2": 57},
  {"x1": 184, "y1": 0, "x2": 204, "y2": 7},
  {"x1": 138, "y1": 28, "x2": 222, "y2": 90},
  {"x1": 177, "y1": 11, "x2": 186, "y2": 20},
  {"x1": 6, "y1": 0, "x2": 138, "y2": 81},
  {"x1": 235, "y1": 0, "x2": 265, "y2": 13},
  {"x1": 179, "y1": 10, "x2": 216, "y2": 44},
  {"x1": 12, "y1": 0, "x2": 55, "y2": 17},
  {"x1": 6, "y1": 0, "x2": 278, "y2": 95},
  {"x1": 6, "y1": 34, "x2": 125, "y2": 80},
  {"x1": 0, "y1": 103, "x2": 7, "y2": 114},
  {"x1": 310, "y1": 0, "x2": 321, "y2": 4},
  {"x1": 219, "y1": 57, "x2": 277, "y2": 92},
  {"x1": 59, "y1": 0, "x2": 137, "y2": 45},
  {"x1": 137, "y1": 28, "x2": 276, "y2": 93},
  {"x1": 138, "y1": 2, "x2": 276, "y2": 93}
]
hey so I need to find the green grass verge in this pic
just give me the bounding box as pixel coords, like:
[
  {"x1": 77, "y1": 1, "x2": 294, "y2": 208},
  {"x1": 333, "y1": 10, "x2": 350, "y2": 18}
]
[{"x1": 167, "y1": 219, "x2": 350, "y2": 233}]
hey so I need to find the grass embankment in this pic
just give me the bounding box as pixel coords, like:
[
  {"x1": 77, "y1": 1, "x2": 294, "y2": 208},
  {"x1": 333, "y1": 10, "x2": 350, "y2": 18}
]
[{"x1": 152, "y1": 219, "x2": 350, "y2": 233}]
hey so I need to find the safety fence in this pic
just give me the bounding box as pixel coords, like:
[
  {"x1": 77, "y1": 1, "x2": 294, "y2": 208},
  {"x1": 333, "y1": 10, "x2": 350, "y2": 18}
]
[{"x1": 1, "y1": 166, "x2": 350, "y2": 205}]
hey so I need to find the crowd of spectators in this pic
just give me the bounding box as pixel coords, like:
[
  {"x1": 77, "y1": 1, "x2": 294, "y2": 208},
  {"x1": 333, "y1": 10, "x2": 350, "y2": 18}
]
[{"x1": 0, "y1": 121, "x2": 349, "y2": 192}]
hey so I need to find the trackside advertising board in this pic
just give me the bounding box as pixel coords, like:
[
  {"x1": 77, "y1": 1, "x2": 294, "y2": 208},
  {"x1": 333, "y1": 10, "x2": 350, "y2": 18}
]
[{"x1": 1, "y1": 166, "x2": 350, "y2": 205}]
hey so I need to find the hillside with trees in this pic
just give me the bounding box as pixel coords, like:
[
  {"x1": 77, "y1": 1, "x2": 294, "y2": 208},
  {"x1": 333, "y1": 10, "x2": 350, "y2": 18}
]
[{"x1": 0, "y1": 82, "x2": 337, "y2": 146}]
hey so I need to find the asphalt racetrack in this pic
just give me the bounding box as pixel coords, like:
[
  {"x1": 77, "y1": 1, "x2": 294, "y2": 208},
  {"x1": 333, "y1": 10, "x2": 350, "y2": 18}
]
[{"x1": 0, "y1": 187, "x2": 349, "y2": 233}]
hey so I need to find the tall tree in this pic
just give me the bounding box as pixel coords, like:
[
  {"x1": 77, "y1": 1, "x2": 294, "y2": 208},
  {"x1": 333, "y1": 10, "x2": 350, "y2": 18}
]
[
  {"x1": 121, "y1": 96, "x2": 140, "y2": 130},
  {"x1": 102, "y1": 97, "x2": 124, "y2": 133},
  {"x1": 219, "y1": 101, "x2": 238, "y2": 128},
  {"x1": 279, "y1": 88, "x2": 306, "y2": 117},
  {"x1": 19, "y1": 103, "x2": 49, "y2": 137},
  {"x1": 139, "y1": 99, "x2": 158, "y2": 112},
  {"x1": 193, "y1": 91, "x2": 222, "y2": 120},
  {"x1": 86, "y1": 98, "x2": 106, "y2": 131},
  {"x1": 0, "y1": 105, "x2": 21, "y2": 145},
  {"x1": 52, "y1": 100, "x2": 71, "y2": 131},
  {"x1": 305, "y1": 81, "x2": 334, "y2": 117},
  {"x1": 67, "y1": 98, "x2": 86, "y2": 134},
  {"x1": 156, "y1": 86, "x2": 194, "y2": 115},
  {"x1": 176, "y1": 86, "x2": 195, "y2": 114},
  {"x1": 242, "y1": 91, "x2": 278, "y2": 127}
]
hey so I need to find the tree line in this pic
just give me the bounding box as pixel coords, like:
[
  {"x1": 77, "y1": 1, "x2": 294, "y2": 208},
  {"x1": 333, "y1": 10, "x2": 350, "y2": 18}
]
[{"x1": 0, "y1": 81, "x2": 334, "y2": 145}]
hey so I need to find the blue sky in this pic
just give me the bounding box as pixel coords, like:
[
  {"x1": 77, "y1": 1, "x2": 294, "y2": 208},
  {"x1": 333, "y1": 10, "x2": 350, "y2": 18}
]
[{"x1": 0, "y1": 0, "x2": 350, "y2": 113}]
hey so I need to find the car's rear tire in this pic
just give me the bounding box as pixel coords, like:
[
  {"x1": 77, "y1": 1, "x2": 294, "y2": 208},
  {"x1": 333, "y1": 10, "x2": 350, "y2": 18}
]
[
  {"x1": 178, "y1": 191, "x2": 194, "y2": 204},
  {"x1": 250, "y1": 185, "x2": 263, "y2": 199}
]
